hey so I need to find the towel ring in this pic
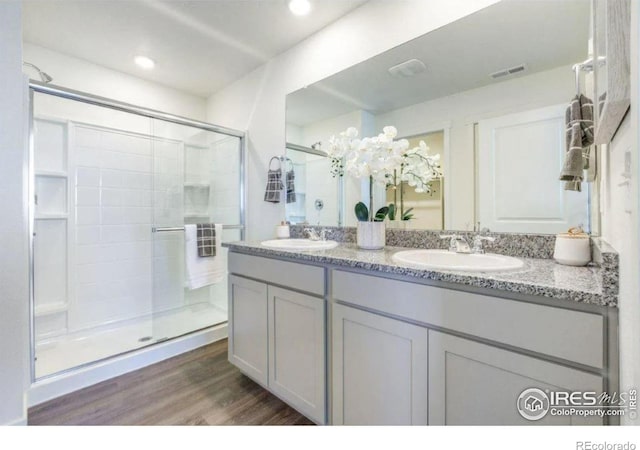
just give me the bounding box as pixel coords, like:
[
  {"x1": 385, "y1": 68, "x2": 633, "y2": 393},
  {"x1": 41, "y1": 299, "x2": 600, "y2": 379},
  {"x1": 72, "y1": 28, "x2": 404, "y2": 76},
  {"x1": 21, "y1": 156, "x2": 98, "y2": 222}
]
[{"x1": 268, "y1": 156, "x2": 282, "y2": 171}]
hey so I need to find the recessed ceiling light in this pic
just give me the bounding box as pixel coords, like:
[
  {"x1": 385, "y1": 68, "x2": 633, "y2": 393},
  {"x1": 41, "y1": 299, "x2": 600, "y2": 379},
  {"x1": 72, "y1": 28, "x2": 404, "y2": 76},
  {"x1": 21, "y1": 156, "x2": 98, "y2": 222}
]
[
  {"x1": 134, "y1": 55, "x2": 155, "y2": 70},
  {"x1": 288, "y1": 0, "x2": 311, "y2": 16}
]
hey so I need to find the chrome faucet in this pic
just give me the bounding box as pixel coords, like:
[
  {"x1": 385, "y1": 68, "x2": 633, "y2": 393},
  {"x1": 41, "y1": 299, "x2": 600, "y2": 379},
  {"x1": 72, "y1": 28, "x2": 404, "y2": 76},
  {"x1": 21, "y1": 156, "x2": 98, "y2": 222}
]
[
  {"x1": 304, "y1": 228, "x2": 321, "y2": 241},
  {"x1": 440, "y1": 234, "x2": 471, "y2": 253},
  {"x1": 471, "y1": 235, "x2": 496, "y2": 254}
]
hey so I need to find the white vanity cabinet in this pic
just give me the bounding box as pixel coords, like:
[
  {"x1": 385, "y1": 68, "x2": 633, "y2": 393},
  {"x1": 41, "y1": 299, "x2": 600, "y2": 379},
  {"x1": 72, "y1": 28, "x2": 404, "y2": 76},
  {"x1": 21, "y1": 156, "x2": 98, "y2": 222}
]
[
  {"x1": 332, "y1": 303, "x2": 428, "y2": 425},
  {"x1": 428, "y1": 331, "x2": 603, "y2": 425},
  {"x1": 267, "y1": 285, "x2": 325, "y2": 424},
  {"x1": 331, "y1": 269, "x2": 612, "y2": 426},
  {"x1": 228, "y1": 275, "x2": 269, "y2": 385},
  {"x1": 228, "y1": 253, "x2": 326, "y2": 424},
  {"x1": 226, "y1": 251, "x2": 616, "y2": 426}
]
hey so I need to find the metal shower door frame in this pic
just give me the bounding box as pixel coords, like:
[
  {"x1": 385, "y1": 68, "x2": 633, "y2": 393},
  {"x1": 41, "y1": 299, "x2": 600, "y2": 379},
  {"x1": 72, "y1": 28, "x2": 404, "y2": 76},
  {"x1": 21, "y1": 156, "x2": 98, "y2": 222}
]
[{"x1": 27, "y1": 81, "x2": 246, "y2": 383}]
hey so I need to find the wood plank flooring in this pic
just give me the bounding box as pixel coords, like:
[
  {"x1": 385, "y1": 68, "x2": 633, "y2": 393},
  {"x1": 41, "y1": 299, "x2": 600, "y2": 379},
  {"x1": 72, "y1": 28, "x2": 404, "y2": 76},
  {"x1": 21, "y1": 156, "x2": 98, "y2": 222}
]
[{"x1": 28, "y1": 339, "x2": 314, "y2": 425}]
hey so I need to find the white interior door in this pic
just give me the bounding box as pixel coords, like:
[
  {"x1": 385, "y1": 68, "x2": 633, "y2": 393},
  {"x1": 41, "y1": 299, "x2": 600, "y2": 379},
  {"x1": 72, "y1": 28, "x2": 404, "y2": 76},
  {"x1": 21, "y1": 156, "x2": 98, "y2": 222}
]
[{"x1": 477, "y1": 105, "x2": 589, "y2": 233}]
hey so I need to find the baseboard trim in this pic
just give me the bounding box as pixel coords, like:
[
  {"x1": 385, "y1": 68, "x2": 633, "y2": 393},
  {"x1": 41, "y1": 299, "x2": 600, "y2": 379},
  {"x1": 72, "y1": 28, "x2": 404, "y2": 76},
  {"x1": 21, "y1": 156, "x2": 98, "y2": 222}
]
[{"x1": 28, "y1": 324, "x2": 227, "y2": 408}]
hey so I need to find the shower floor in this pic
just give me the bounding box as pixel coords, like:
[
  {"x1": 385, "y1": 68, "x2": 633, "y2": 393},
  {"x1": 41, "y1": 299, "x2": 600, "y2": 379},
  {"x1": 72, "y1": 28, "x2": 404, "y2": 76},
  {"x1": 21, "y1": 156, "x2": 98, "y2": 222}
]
[{"x1": 35, "y1": 303, "x2": 227, "y2": 379}]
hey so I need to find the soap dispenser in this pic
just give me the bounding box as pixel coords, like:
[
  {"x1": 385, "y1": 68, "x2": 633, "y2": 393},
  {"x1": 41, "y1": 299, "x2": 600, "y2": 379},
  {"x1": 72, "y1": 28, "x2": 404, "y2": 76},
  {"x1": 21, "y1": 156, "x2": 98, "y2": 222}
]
[{"x1": 276, "y1": 221, "x2": 290, "y2": 239}]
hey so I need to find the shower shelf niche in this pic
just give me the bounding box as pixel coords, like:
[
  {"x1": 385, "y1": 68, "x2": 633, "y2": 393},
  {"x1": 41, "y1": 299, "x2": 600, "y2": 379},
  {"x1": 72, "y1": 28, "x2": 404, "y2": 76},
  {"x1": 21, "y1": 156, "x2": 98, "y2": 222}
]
[
  {"x1": 33, "y1": 216, "x2": 69, "y2": 339},
  {"x1": 33, "y1": 117, "x2": 70, "y2": 340},
  {"x1": 35, "y1": 175, "x2": 68, "y2": 216},
  {"x1": 35, "y1": 170, "x2": 68, "y2": 178},
  {"x1": 184, "y1": 213, "x2": 210, "y2": 219},
  {"x1": 34, "y1": 302, "x2": 68, "y2": 317},
  {"x1": 184, "y1": 143, "x2": 212, "y2": 220},
  {"x1": 35, "y1": 214, "x2": 69, "y2": 220}
]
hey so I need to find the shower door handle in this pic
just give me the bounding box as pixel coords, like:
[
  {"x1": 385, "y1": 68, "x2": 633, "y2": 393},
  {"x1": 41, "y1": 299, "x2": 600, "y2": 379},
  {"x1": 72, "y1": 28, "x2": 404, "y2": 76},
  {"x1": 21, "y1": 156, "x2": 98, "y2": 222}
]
[
  {"x1": 152, "y1": 225, "x2": 244, "y2": 233},
  {"x1": 152, "y1": 227, "x2": 185, "y2": 233}
]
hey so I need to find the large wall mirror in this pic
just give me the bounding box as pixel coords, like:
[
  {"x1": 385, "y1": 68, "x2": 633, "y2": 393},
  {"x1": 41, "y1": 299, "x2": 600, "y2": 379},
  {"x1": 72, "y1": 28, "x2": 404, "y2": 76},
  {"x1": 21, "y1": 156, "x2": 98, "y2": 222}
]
[{"x1": 285, "y1": 0, "x2": 597, "y2": 234}]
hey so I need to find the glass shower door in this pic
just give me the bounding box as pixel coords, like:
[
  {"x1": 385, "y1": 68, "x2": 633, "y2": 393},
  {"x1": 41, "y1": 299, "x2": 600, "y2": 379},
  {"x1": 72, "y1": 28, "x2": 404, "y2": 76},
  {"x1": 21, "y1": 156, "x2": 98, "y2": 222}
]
[
  {"x1": 30, "y1": 85, "x2": 244, "y2": 380},
  {"x1": 150, "y1": 118, "x2": 242, "y2": 343},
  {"x1": 32, "y1": 91, "x2": 157, "y2": 378}
]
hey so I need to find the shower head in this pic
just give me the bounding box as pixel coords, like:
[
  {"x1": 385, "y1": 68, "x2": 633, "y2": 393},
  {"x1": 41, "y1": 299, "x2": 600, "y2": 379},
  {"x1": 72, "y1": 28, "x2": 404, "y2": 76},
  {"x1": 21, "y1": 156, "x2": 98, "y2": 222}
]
[{"x1": 23, "y1": 62, "x2": 53, "y2": 84}]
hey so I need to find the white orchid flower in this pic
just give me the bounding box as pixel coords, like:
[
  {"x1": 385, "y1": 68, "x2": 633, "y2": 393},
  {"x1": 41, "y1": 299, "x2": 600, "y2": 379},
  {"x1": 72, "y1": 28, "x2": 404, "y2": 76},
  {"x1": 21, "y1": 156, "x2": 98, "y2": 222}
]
[
  {"x1": 397, "y1": 140, "x2": 442, "y2": 193},
  {"x1": 382, "y1": 126, "x2": 398, "y2": 139}
]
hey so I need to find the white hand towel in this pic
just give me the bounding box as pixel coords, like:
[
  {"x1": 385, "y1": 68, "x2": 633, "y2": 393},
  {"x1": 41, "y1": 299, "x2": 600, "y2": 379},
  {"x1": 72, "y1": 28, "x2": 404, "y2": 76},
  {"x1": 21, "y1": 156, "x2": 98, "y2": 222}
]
[{"x1": 185, "y1": 223, "x2": 225, "y2": 290}]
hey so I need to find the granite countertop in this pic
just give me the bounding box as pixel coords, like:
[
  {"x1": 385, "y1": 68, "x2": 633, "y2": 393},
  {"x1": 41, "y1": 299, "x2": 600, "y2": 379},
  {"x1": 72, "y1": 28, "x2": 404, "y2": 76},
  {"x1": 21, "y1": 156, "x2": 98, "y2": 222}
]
[{"x1": 223, "y1": 241, "x2": 617, "y2": 308}]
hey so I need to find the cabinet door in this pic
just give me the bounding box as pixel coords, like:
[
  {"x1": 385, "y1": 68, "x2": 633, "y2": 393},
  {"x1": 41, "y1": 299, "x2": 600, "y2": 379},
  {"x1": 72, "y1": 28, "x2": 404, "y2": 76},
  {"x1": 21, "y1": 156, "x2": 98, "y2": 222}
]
[
  {"x1": 428, "y1": 331, "x2": 604, "y2": 425},
  {"x1": 268, "y1": 286, "x2": 326, "y2": 424},
  {"x1": 228, "y1": 275, "x2": 268, "y2": 386},
  {"x1": 332, "y1": 303, "x2": 428, "y2": 425}
]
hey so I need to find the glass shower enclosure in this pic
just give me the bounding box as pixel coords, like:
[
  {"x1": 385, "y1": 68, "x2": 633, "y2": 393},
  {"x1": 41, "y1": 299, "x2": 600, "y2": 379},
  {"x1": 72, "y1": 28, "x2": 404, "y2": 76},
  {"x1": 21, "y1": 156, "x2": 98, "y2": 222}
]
[{"x1": 29, "y1": 83, "x2": 244, "y2": 379}]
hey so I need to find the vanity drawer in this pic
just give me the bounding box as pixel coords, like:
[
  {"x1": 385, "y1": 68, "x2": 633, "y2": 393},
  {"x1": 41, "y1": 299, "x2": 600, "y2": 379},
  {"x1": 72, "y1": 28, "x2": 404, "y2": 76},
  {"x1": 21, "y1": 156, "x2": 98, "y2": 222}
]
[
  {"x1": 229, "y1": 252, "x2": 324, "y2": 296},
  {"x1": 332, "y1": 270, "x2": 604, "y2": 368}
]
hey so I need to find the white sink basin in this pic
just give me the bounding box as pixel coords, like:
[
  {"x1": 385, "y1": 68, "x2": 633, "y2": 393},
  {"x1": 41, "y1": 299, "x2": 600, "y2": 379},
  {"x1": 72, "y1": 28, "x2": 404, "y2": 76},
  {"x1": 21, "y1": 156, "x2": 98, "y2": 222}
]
[
  {"x1": 261, "y1": 239, "x2": 339, "y2": 251},
  {"x1": 392, "y1": 249, "x2": 524, "y2": 272}
]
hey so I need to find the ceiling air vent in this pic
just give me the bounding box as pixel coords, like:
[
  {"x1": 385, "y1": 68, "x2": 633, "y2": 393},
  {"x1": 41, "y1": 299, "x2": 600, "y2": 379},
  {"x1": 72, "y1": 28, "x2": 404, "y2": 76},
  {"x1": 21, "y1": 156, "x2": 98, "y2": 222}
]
[
  {"x1": 388, "y1": 59, "x2": 427, "y2": 78},
  {"x1": 490, "y1": 64, "x2": 527, "y2": 79}
]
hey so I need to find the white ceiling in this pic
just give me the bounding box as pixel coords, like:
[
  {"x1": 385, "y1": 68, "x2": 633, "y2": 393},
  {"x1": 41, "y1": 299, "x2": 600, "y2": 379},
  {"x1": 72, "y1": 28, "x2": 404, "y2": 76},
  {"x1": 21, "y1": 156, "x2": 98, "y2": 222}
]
[
  {"x1": 286, "y1": 0, "x2": 591, "y2": 127},
  {"x1": 22, "y1": 0, "x2": 368, "y2": 97}
]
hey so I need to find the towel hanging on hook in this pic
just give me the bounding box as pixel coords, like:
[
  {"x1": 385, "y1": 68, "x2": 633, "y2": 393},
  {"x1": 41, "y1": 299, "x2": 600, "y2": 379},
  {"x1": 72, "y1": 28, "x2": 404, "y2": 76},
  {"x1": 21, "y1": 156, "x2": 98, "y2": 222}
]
[
  {"x1": 264, "y1": 156, "x2": 297, "y2": 203},
  {"x1": 264, "y1": 156, "x2": 284, "y2": 203},
  {"x1": 284, "y1": 157, "x2": 296, "y2": 204}
]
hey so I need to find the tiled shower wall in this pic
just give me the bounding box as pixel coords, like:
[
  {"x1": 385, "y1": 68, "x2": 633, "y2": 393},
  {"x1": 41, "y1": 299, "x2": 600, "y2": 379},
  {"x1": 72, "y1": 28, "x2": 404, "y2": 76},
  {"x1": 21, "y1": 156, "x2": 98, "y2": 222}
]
[{"x1": 73, "y1": 125, "x2": 156, "y2": 330}]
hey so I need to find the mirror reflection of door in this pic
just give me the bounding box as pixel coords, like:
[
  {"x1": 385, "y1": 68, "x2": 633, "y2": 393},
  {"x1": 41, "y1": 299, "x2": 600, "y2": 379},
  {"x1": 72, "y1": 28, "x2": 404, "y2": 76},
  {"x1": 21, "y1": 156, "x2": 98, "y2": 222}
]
[
  {"x1": 386, "y1": 131, "x2": 445, "y2": 230},
  {"x1": 477, "y1": 105, "x2": 590, "y2": 233}
]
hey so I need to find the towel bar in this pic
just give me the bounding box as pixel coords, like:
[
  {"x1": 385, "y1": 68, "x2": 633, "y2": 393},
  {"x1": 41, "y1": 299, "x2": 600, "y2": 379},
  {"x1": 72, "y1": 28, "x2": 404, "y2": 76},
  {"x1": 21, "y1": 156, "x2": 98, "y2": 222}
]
[{"x1": 152, "y1": 225, "x2": 244, "y2": 233}]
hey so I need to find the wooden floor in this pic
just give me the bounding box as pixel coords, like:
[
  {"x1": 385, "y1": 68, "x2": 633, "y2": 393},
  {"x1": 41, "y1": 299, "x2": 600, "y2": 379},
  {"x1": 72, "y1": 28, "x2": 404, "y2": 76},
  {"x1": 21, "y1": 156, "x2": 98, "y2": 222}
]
[{"x1": 28, "y1": 339, "x2": 314, "y2": 425}]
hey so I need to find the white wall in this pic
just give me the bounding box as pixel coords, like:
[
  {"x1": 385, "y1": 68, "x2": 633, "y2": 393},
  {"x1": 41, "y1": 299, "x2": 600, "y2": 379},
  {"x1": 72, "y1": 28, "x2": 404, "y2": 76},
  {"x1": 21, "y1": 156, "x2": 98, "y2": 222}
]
[
  {"x1": 0, "y1": 0, "x2": 29, "y2": 425},
  {"x1": 24, "y1": 43, "x2": 207, "y2": 120},
  {"x1": 295, "y1": 109, "x2": 370, "y2": 150},
  {"x1": 375, "y1": 65, "x2": 574, "y2": 230},
  {"x1": 286, "y1": 123, "x2": 303, "y2": 147},
  {"x1": 599, "y1": 0, "x2": 639, "y2": 426},
  {"x1": 206, "y1": 0, "x2": 500, "y2": 240}
]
